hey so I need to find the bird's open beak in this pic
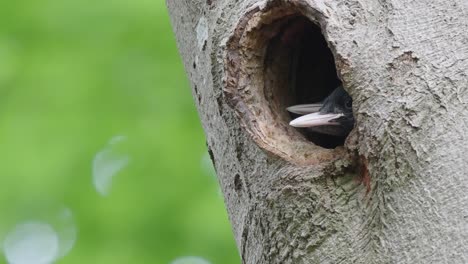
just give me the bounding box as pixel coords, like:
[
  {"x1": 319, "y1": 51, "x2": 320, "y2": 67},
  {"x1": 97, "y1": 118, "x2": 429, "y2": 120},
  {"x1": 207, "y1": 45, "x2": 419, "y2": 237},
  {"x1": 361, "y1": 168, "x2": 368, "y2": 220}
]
[
  {"x1": 286, "y1": 104, "x2": 323, "y2": 115},
  {"x1": 289, "y1": 112, "x2": 344, "y2": 128}
]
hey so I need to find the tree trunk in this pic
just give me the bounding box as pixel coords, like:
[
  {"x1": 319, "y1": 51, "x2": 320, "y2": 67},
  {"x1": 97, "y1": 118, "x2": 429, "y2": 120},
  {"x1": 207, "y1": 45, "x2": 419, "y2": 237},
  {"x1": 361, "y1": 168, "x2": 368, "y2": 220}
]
[{"x1": 166, "y1": 0, "x2": 468, "y2": 263}]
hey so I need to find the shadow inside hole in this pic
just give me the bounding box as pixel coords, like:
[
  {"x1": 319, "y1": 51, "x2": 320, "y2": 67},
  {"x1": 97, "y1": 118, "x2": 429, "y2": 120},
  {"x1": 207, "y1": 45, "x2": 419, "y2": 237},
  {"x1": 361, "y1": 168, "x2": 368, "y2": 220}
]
[{"x1": 264, "y1": 16, "x2": 347, "y2": 149}]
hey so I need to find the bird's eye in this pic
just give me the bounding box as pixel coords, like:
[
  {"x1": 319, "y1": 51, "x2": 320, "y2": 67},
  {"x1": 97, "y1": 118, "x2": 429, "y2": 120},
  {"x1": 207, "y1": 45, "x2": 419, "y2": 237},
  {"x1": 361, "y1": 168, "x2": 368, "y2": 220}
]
[{"x1": 345, "y1": 99, "x2": 352, "y2": 109}]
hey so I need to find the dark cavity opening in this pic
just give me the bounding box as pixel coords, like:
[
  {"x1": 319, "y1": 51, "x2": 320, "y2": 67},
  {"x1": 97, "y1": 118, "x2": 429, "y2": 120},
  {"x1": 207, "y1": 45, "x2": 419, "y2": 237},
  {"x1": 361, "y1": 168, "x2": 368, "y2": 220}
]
[{"x1": 264, "y1": 16, "x2": 347, "y2": 149}]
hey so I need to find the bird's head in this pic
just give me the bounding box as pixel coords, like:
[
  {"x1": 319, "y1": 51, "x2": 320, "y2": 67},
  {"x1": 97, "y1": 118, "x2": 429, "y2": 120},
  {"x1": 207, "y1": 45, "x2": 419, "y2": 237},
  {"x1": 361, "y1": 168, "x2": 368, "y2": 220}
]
[{"x1": 287, "y1": 86, "x2": 354, "y2": 137}]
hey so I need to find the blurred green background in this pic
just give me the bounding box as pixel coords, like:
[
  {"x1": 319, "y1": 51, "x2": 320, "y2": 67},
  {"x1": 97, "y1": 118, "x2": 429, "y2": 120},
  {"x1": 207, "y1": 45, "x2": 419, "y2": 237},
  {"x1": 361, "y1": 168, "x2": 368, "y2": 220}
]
[{"x1": 0, "y1": 0, "x2": 239, "y2": 263}]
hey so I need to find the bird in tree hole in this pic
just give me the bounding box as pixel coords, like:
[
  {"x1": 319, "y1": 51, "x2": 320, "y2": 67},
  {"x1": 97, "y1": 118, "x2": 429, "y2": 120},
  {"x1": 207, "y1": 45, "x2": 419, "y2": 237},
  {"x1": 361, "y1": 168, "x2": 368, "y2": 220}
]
[
  {"x1": 289, "y1": 86, "x2": 370, "y2": 193},
  {"x1": 287, "y1": 86, "x2": 354, "y2": 138}
]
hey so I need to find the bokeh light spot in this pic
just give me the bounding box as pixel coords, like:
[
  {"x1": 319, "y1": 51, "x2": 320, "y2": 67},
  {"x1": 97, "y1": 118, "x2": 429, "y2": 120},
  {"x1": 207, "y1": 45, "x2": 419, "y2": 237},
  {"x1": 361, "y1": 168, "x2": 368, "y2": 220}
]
[
  {"x1": 92, "y1": 135, "x2": 130, "y2": 196},
  {"x1": 1, "y1": 207, "x2": 77, "y2": 264},
  {"x1": 3, "y1": 222, "x2": 59, "y2": 264},
  {"x1": 171, "y1": 256, "x2": 212, "y2": 264},
  {"x1": 54, "y1": 208, "x2": 77, "y2": 259}
]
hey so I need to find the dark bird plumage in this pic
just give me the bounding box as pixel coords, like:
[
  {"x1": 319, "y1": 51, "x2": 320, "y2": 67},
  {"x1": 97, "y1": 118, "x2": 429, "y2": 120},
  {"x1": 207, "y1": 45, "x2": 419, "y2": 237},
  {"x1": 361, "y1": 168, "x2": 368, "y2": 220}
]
[{"x1": 287, "y1": 86, "x2": 354, "y2": 137}]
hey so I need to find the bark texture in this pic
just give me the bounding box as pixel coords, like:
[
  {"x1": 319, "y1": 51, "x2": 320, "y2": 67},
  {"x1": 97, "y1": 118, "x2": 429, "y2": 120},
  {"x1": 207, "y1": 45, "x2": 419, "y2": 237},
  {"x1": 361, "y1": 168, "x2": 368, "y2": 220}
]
[{"x1": 166, "y1": 0, "x2": 468, "y2": 263}]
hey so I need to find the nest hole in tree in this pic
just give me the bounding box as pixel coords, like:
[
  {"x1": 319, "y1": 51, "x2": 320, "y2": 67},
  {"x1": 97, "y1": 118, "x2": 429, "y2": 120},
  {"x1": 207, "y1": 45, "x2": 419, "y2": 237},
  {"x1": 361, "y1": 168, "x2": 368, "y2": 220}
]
[
  {"x1": 264, "y1": 16, "x2": 347, "y2": 149},
  {"x1": 224, "y1": 7, "x2": 351, "y2": 165}
]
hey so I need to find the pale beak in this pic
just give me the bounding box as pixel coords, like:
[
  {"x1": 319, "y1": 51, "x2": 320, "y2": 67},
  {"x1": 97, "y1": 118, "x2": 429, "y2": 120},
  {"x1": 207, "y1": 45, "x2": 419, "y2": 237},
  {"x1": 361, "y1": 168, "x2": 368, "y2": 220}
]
[
  {"x1": 286, "y1": 104, "x2": 323, "y2": 115},
  {"x1": 289, "y1": 112, "x2": 344, "y2": 128}
]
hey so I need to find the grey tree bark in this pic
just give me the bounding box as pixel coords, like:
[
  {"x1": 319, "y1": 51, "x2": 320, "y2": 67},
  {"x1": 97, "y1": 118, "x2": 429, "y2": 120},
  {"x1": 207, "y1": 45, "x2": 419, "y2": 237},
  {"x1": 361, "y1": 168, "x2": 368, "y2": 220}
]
[{"x1": 166, "y1": 0, "x2": 468, "y2": 263}]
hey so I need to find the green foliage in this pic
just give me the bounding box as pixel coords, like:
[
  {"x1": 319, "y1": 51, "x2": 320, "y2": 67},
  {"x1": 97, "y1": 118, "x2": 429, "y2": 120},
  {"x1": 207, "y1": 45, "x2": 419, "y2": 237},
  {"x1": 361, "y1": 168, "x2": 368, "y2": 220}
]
[{"x1": 0, "y1": 1, "x2": 239, "y2": 263}]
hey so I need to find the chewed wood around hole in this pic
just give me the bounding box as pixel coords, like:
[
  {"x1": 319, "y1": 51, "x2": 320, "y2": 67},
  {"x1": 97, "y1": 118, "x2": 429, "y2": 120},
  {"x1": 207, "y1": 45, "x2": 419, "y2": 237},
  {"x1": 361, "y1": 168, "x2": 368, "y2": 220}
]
[{"x1": 224, "y1": 4, "x2": 349, "y2": 166}]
